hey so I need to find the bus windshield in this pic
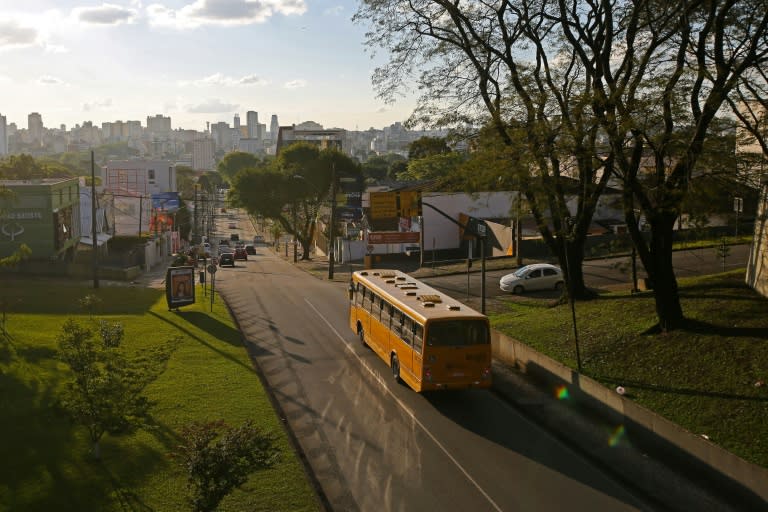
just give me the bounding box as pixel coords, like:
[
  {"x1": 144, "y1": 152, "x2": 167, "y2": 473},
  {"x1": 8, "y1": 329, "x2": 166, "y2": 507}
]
[{"x1": 426, "y1": 320, "x2": 489, "y2": 347}]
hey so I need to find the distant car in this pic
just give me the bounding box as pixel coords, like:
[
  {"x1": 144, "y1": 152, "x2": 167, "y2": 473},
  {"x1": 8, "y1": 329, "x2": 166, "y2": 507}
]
[
  {"x1": 404, "y1": 245, "x2": 420, "y2": 257},
  {"x1": 230, "y1": 233, "x2": 239, "y2": 242},
  {"x1": 201, "y1": 242, "x2": 211, "y2": 257},
  {"x1": 499, "y1": 263, "x2": 564, "y2": 294},
  {"x1": 245, "y1": 244, "x2": 256, "y2": 255},
  {"x1": 253, "y1": 234, "x2": 265, "y2": 244},
  {"x1": 228, "y1": 222, "x2": 237, "y2": 229},
  {"x1": 234, "y1": 247, "x2": 248, "y2": 261},
  {"x1": 218, "y1": 252, "x2": 235, "y2": 267},
  {"x1": 220, "y1": 239, "x2": 230, "y2": 246}
]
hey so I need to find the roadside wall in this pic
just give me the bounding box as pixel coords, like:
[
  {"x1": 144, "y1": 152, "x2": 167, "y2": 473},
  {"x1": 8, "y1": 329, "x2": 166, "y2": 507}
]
[{"x1": 490, "y1": 329, "x2": 768, "y2": 504}]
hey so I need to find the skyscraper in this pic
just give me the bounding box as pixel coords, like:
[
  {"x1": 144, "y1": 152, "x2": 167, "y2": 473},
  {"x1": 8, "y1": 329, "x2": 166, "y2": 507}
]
[
  {"x1": 0, "y1": 114, "x2": 7, "y2": 155},
  {"x1": 247, "y1": 111, "x2": 258, "y2": 139},
  {"x1": 28, "y1": 112, "x2": 43, "y2": 146},
  {"x1": 270, "y1": 115, "x2": 279, "y2": 142},
  {"x1": 234, "y1": 113, "x2": 240, "y2": 129}
]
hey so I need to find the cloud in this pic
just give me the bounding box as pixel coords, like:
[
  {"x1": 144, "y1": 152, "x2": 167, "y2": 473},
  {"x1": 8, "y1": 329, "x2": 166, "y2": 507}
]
[
  {"x1": 37, "y1": 75, "x2": 65, "y2": 85},
  {"x1": 186, "y1": 98, "x2": 239, "y2": 113},
  {"x1": 82, "y1": 98, "x2": 113, "y2": 112},
  {"x1": 284, "y1": 79, "x2": 306, "y2": 89},
  {"x1": 0, "y1": 20, "x2": 39, "y2": 50},
  {"x1": 147, "y1": 0, "x2": 307, "y2": 29},
  {"x1": 179, "y1": 72, "x2": 270, "y2": 87},
  {"x1": 44, "y1": 43, "x2": 69, "y2": 54},
  {"x1": 73, "y1": 3, "x2": 138, "y2": 25}
]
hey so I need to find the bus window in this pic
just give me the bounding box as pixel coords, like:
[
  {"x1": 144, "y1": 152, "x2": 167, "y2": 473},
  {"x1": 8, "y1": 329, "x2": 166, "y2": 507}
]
[
  {"x1": 426, "y1": 320, "x2": 489, "y2": 347},
  {"x1": 371, "y1": 293, "x2": 381, "y2": 317},
  {"x1": 355, "y1": 283, "x2": 362, "y2": 306},
  {"x1": 393, "y1": 309, "x2": 404, "y2": 338},
  {"x1": 381, "y1": 301, "x2": 392, "y2": 328},
  {"x1": 401, "y1": 316, "x2": 413, "y2": 346},
  {"x1": 361, "y1": 286, "x2": 369, "y2": 309},
  {"x1": 413, "y1": 323, "x2": 424, "y2": 353}
]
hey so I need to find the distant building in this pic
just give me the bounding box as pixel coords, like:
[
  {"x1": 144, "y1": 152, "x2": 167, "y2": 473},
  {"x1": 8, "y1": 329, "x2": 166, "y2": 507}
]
[
  {"x1": 210, "y1": 122, "x2": 236, "y2": 151},
  {"x1": 28, "y1": 112, "x2": 43, "y2": 146},
  {"x1": 233, "y1": 113, "x2": 241, "y2": 129},
  {"x1": 147, "y1": 114, "x2": 171, "y2": 138},
  {"x1": 736, "y1": 101, "x2": 768, "y2": 188},
  {"x1": 192, "y1": 139, "x2": 215, "y2": 170},
  {"x1": 237, "y1": 138, "x2": 263, "y2": 155},
  {"x1": 0, "y1": 114, "x2": 7, "y2": 155},
  {"x1": 276, "y1": 125, "x2": 346, "y2": 155},
  {"x1": 746, "y1": 176, "x2": 768, "y2": 297},
  {"x1": 0, "y1": 177, "x2": 81, "y2": 261},
  {"x1": 247, "y1": 111, "x2": 258, "y2": 138},
  {"x1": 270, "y1": 115, "x2": 279, "y2": 141}
]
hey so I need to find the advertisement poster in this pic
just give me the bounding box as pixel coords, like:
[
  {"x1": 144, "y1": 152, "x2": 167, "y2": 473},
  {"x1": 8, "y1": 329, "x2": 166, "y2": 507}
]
[{"x1": 166, "y1": 266, "x2": 195, "y2": 310}]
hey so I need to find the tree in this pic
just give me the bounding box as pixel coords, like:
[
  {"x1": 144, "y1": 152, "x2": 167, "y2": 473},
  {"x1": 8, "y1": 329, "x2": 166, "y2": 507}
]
[
  {"x1": 361, "y1": 153, "x2": 407, "y2": 182},
  {"x1": 407, "y1": 136, "x2": 451, "y2": 160},
  {"x1": 57, "y1": 318, "x2": 174, "y2": 459},
  {"x1": 355, "y1": 0, "x2": 614, "y2": 299},
  {"x1": 357, "y1": 0, "x2": 768, "y2": 328},
  {"x1": 554, "y1": 1, "x2": 768, "y2": 329},
  {"x1": 0, "y1": 154, "x2": 73, "y2": 179},
  {"x1": 398, "y1": 152, "x2": 465, "y2": 182},
  {"x1": 229, "y1": 143, "x2": 362, "y2": 259},
  {"x1": 172, "y1": 420, "x2": 279, "y2": 512},
  {"x1": 217, "y1": 152, "x2": 263, "y2": 183},
  {"x1": 176, "y1": 166, "x2": 198, "y2": 200}
]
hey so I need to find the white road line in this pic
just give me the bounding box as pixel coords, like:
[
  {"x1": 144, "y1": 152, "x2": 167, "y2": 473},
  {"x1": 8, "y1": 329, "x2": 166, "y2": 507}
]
[{"x1": 305, "y1": 298, "x2": 504, "y2": 512}]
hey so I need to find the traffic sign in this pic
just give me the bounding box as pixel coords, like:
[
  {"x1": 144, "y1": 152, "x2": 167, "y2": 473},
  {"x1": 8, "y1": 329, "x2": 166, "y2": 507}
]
[{"x1": 207, "y1": 264, "x2": 217, "y2": 274}]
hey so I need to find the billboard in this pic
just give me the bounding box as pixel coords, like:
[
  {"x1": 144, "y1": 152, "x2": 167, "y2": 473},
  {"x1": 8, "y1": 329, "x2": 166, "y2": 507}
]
[
  {"x1": 152, "y1": 192, "x2": 181, "y2": 212},
  {"x1": 369, "y1": 191, "x2": 422, "y2": 219},
  {"x1": 166, "y1": 266, "x2": 195, "y2": 309},
  {"x1": 368, "y1": 231, "x2": 420, "y2": 244}
]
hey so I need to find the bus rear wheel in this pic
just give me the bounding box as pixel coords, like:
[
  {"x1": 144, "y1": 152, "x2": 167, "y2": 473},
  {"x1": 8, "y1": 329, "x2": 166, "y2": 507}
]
[
  {"x1": 391, "y1": 355, "x2": 401, "y2": 383},
  {"x1": 358, "y1": 327, "x2": 367, "y2": 347}
]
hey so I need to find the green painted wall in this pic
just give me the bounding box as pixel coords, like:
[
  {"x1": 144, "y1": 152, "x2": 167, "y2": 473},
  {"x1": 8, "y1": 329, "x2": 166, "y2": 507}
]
[{"x1": 0, "y1": 178, "x2": 81, "y2": 260}]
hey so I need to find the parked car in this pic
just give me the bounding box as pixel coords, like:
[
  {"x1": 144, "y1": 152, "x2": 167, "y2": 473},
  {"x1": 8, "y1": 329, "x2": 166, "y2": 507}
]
[
  {"x1": 219, "y1": 252, "x2": 235, "y2": 267},
  {"x1": 253, "y1": 234, "x2": 265, "y2": 244},
  {"x1": 228, "y1": 222, "x2": 237, "y2": 229},
  {"x1": 201, "y1": 242, "x2": 211, "y2": 257},
  {"x1": 234, "y1": 247, "x2": 248, "y2": 261},
  {"x1": 499, "y1": 263, "x2": 564, "y2": 294},
  {"x1": 230, "y1": 233, "x2": 239, "y2": 242},
  {"x1": 404, "y1": 245, "x2": 420, "y2": 257},
  {"x1": 245, "y1": 244, "x2": 256, "y2": 255},
  {"x1": 220, "y1": 239, "x2": 230, "y2": 247}
]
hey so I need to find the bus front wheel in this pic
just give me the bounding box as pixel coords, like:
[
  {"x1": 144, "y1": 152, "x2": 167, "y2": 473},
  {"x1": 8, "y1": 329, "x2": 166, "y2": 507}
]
[{"x1": 391, "y1": 355, "x2": 401, "y2": 383}]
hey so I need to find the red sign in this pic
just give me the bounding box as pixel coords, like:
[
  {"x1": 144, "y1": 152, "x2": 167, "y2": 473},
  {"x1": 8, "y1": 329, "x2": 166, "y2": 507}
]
[{"x1": 368, "y1": 231, "x2": 420, "y2": 244}]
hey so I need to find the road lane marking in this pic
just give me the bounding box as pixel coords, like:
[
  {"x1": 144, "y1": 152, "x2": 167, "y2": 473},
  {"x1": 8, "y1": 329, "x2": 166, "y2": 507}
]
[{"x1": 305, "y1": 298, "x2": 504, "y2": 512}]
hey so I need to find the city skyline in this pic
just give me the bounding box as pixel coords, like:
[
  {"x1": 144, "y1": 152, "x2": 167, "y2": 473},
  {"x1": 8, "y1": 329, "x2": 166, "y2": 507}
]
[{"x1": 0, "y1": 0, "x2": 416, "y2": 132}]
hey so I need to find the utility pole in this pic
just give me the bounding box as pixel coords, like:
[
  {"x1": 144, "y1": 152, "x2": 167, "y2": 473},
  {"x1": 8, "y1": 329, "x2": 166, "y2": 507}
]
[
  {"x1": 328, "y1": 162, "x2": 337, "y2": 280},
  {"x1": 91, "y1": 150, "x2": 99, "y2": 289},
  {"x1": 193, "y1": 185, "x2": 199, "y2": 244}
]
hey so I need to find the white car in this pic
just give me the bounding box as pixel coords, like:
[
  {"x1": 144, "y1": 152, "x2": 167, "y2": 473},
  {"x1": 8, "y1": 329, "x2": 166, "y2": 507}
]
[
  {"x1": 201, "y1": 242, "x2": 211, "y2": 257},
  {"x1": 499, "y1": 263, "x2": 564, "y2": 294}
]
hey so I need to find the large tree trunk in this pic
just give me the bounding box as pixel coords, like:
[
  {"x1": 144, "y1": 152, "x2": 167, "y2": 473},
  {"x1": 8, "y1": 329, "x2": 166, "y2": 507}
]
[{"x1": 646, "y1": 217, "x2": 684, "y2": 330}]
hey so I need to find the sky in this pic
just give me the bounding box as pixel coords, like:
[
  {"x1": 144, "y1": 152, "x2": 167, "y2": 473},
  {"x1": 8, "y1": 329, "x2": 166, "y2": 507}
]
[{"x1": 0, "y1": 0, "x2": 416, "y2": 133}]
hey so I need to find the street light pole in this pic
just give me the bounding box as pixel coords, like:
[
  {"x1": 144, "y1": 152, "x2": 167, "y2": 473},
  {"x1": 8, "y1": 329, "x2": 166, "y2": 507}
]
[
  {"x1": 328, "y1": 162, "x2": 337, "y2": 280},
  {"x1": 293, "y1": 201, "x2": 298, "y2": 263},
  {"x1": 91, "y1": 150, "x2": 99, "y2": 289}
]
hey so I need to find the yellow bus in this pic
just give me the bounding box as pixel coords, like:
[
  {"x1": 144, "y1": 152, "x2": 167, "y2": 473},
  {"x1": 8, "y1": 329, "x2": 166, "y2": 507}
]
[{"x1": 348, "y1": 269, "x2": 492, "y2": 392}]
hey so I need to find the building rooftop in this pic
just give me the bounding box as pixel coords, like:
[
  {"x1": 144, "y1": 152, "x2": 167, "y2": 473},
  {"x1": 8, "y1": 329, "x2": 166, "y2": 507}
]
[{"x1": 0, "y1": 177, "x2": 76, "y2": 186}]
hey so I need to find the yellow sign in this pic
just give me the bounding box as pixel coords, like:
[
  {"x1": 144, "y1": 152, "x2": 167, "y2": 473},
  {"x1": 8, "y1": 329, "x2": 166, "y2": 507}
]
[{"x1": 369, "y1": 191, "x2": 422, "y2": 219}]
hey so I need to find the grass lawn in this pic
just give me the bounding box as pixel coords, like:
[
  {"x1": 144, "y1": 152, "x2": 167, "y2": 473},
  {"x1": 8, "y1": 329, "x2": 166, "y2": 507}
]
[
  {"x1": 0, "y1": 279, "x2": 320, "y2": 512},
  {"x1": 489, "y1": 269, "x2": 768, "y2": 468}
]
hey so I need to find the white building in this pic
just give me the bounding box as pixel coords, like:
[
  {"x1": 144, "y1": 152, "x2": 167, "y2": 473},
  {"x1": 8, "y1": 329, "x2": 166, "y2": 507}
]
[
  {"x1": 0, "y1": 114, "x2": 7, "y2": 155},
  {"x1": 192, "y1": 139, "x2": 215, "y2": 170},
  {"x1": 147, "y1": 114, "x2": 171, "y2": 138}
]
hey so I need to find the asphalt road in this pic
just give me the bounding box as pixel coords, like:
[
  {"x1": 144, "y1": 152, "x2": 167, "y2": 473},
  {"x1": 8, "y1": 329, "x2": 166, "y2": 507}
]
[{"x1": 208, "y1": 213, "x2": 656, "y2": 511}]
